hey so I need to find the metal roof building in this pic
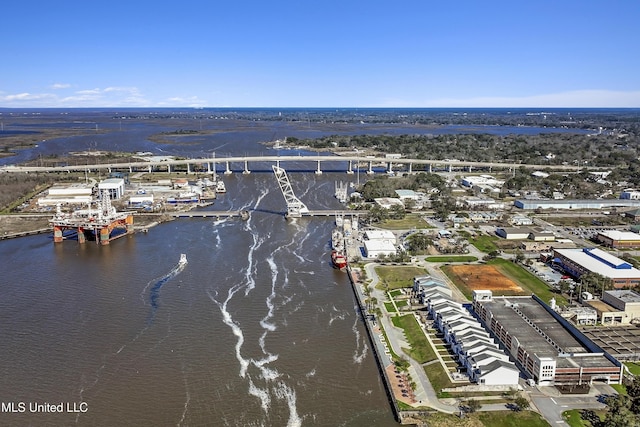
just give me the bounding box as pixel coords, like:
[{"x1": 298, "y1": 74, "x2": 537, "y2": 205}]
[
  {"x1": 514, "y1": 199, "x2": 640, "y2": 210},
  {"x1": 472, "y1": 292, "x2": 622, "y2": 386},
  {"x1": 554, "y1": 248, "x2": 640, "y2": 287}
]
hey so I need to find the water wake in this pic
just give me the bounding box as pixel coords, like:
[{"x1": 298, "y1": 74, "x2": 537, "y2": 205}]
[
  {"x1": 141, "y1": 254, "x2": 188, "y2": 323},
  {"x1": 208, "y1": 183, "x2": 312, "y2": 424},
  {"x1": 351, "y1": 309, "x2": 368, "y2": 364}
]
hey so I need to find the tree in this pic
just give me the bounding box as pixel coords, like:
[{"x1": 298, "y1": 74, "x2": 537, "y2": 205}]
[
  {"x1": 602, "y1": 395, "x2": 639, "y2": 427},
  {"x1": 513, "y1": 395, "x2": 529, "y2": 411}
]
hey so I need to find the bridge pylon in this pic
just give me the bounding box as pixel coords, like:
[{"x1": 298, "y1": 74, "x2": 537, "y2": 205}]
[{"x1": 272, "y1": 165, "x2": 309, "y2": 218}]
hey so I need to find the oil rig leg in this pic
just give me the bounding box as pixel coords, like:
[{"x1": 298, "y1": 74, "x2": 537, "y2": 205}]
[
  {"x1": 99, "y1": 227, "x2": 110, "y2": 245},
  {"x1": 53, "y1": 226, "x2": 64, "y2": 243}
]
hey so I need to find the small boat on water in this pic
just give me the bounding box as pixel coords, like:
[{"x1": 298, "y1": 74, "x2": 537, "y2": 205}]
[
  {"x1": 331, "y1": 250, "x2": 347, "y2": 270},
  {"x1": 215, "y1": 180, "x2": 226, "y2": 193},
  {"x1": 331, "y1": 228, "x2": 344, "y2": 250},
  {"x1": 179, "y1": 253, "x2": 188, "y2": 265}
]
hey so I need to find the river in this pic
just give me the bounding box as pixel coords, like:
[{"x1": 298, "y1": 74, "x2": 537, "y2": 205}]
[{"x1": 0, "y1": 109, "x2": 592, "y2": 426}]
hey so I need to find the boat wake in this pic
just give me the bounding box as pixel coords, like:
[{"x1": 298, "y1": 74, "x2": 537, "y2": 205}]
[{"x1": 141, "y1": 254, "x2": 188, "y2": 323}]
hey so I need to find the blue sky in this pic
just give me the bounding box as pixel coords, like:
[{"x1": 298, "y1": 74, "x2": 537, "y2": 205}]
[{"x1": 2, "y1": 0, "x2": 639, "y2": 108}]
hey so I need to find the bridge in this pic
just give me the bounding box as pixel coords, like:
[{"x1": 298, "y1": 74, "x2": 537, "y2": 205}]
[{"x1": 0, "y1": 154, "x2": 589, "y2": 175}]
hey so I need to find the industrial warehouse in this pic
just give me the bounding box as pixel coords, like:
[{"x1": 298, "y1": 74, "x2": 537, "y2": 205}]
[
  {"x1": 472, "y1": 291, "x2": 623, "y2": 386},
  {"x1": 553, "y1": 248, "x2": 640, "y2": 288}
]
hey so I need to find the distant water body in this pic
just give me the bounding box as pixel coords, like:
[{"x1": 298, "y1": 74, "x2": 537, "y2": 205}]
[
  {"x1": 0, "y1": 108, "x2": 613, "y2": 425},
  {"x1": 0, "y1": 107, "x2": 599, "y2": 167}
]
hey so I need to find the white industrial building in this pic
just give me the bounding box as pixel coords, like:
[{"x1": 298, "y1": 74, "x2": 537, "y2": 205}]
[
  {"x1": 363, "y1": 239, "x2": 397, "y2": 259},
  {"x1": 553, "y1": 248, "x2": 640, "y2": 288},
  {"x1": 37, "y1": 184, "x2": 94, "y2": 206},
  {"x1": 621, "y1": 189, "x2": 640, "y2": 200},
  {"x1": 374, "y1": 197, "x2": 405, "y2": 209},
  {"x1": 585, "y1": 290, "x2": 640, "y2": 325},
  {"x1": 98, "y1": 178, "x2": 126, "y2": 200},
  {"x1": 362, "y1": 229, "x2": 397, "y2": 258},
  {"x1": 496, "y1": 227, "x2": 531, "y2": 240},
  {"x1": 515, "y1": 199, "x2": 640, "y2": 210},
  {"x1": 460, "y1": 175, "x2": 505, "y2": 189}
]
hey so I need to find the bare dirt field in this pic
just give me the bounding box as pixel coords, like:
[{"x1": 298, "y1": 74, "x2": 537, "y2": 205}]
[{"x1": 448, "y1": 264, "x2": 524, "y2": 293}]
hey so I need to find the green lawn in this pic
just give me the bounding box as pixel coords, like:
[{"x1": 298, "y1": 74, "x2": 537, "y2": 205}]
[
  {"x1": 391, "y1": 314, "x2": 437, "y2": 363},
  {"x1": 417, "y1": 411, "x2": 550, "y2": 427},
  {"x1": 625, "y1": 362, "x2": 640, "y2": 376},
  {"x1": 375, "y1": 265, "x2": 427, "y2": 290},
  {"x1": 470, "y1": 234, "x2": 499, "y2": 253},
  {"x1": 378, "y1": 213, "x2": 433, "y2": 230},
  {"x1": 425, "y1": 255, "x2": 478, "y2": 263},
  {"x1": 487, "y1": 258, "x2": 568, "y2": 305},
  {"x1": 478, "y1": 411, "x2": 550, "y2": 427},
  {"x1": 423, "y1": 362, "x2": 454, "y2": 397},
  {"x1": 384, "y1": 301, "x2": 396, "y2": 313}
]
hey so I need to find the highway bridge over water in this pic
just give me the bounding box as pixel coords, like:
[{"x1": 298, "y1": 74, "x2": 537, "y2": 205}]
[{"x1": 0, "y1": 154, "x2": 589, "y2": 175}]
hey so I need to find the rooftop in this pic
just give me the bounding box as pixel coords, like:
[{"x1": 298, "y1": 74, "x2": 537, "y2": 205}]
[
  {"x1": 598, "y1": 230, "x2": 640, "y2": 241},
  {"x1": 555, "y1": 248, "x2": 640, "y2": 279},
  {"x1": 606, "y1": 290, "x2": 640, "y2": 303},
  {"x1": 477, "y1": 296, "x2": 617, "y2": 369}
]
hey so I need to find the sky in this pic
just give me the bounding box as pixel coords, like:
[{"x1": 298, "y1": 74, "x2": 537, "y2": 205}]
[{"x1": 1, "y1": 0, "x2": 639, "y2": 108}]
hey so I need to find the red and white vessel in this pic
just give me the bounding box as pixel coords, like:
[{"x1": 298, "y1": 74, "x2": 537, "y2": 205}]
[{"x1": 331, "y1": 250, "x2": 347, "y2": 270}]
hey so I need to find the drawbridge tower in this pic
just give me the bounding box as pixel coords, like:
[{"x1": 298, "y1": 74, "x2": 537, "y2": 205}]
[{"x1": 272, "y1": 165, "x2": 309, "y2": 218}]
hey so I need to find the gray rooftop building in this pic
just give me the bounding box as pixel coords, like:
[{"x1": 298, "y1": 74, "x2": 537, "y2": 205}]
[{"x1": 472, "y1": 291, "x2": 622, "y2": 386}]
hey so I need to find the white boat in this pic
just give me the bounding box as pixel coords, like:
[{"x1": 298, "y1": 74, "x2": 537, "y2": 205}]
[
  {"x1": 216, "y1": 180, "x2": 226, "y2": 193},
  {"x1": 179, "y1": 253, "x2": 188, "y2": 265}
]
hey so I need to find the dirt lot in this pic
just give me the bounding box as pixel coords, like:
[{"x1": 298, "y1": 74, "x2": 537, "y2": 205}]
[{"x1": 447, "y1": 264, "x2": 524, "y2": 293}]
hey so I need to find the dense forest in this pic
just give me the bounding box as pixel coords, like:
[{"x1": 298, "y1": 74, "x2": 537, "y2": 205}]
[{"x1": 286, "y1": 132, "x2": 638, "y2": 168}]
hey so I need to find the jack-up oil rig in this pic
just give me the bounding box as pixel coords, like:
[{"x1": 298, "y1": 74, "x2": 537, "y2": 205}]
[{"x1": 50, "y1": 190, "x2": 133, "y2": 244}]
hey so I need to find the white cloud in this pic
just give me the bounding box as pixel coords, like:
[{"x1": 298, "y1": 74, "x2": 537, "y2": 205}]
[
  {"x1": 51, "y1": 83, "x2": 71, "y2": 89},
  {"x1": 1, "y1": 92, "x2": 56, "y2": 102}
]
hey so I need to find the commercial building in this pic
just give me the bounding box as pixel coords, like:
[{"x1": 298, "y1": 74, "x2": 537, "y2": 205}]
[
  {"x1": 460, "y1": 175, "x2": 505, "y2": 189},
  {"x1": 496, "y1": 227, "x2": 531, "y2": 240},
  {"x1": 620, "y1": 189, "x2": 640, "y2": 200},
  {"x1": 584, "y1": 290, "x2": 640, "y2": 325},
  {"x1": 596, "y1": 230, "x2": 640, "y2": 248},
  {"x1": 553, "y1": 248, "x2": 640, "y2": 288},
  {"x1": 472, "y1": 292, "x2": 622, "y2": 386},
  {"x1": 362, "y1": 229, "x2": 397, "y2": 259},
  {"x1": 514, "y1": 199, "x2": 640, "y2": 210},
  {"x1": 98, "y1": 178, "x2": 125, "y2": 200},
  {"x1": 37, "y1": 184, "x2": 94, "y2": 206}
]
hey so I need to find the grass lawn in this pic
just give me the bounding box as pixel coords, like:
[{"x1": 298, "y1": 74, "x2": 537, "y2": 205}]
[
  {"x1": 478, "y1": 411, "x2": 550, "y2": 427},
  {"x1": 378, "y1": 213, "x2": 433, "y2": 230},
  {"x1": 425, "y1": 255, "x2": 479, "y2": 263},
  {"x1": 389, "y1": 289, "x2": 403, "y2": 298},
  {"x1": 563, "y1": 409, "x2": 588, "y2": 427},
  {"x1": 625, "y1": 362, "x2": 640, "y2": 376},
  {"x1": 469, "y1": 234, "x2": 499, "y2": 253},
  {"x1": 391, "y1": 314, "x2": 437, "y2": 363},
  {"x1": 419, "y1": 410, "x2": 550, "y2": 427},
  {"x1": 384, "y1": 301, "x2": 396, "y2": 313},
  {"x1": 375, "y1": 265, "x2": 427, "y2": 290},
  {"x1": 610, "y1": 383, "x2": 626, "y2": 395},
  {"x1": 487, "y1": 258, "x2": 568, "y2": 305},
  {"x1": 423, "y1": 362, "x2": 454, "y2": 397}
]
